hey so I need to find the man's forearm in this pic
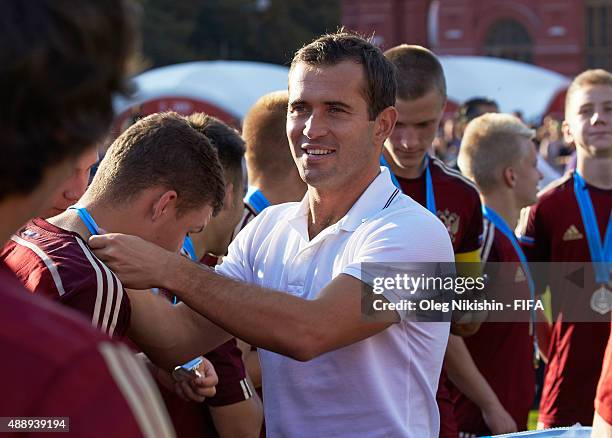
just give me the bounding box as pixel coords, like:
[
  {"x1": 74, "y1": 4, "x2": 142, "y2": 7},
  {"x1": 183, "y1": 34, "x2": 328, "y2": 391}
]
[
  {"x1": 445, "y1": 335, "x2": 502, "y2": 409},
  {"x1": 209, "y1": 390, "x2": 263, "y2": 438},
  {"x1": 127, "y1": 290, "x2": 231, "y2": 369},
  {"x1": 162, "y1": 255, "x2": 322, "y2": 360}
]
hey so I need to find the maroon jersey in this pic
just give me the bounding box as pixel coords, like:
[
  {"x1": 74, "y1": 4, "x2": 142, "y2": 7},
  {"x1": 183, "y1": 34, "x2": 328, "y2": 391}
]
[
  {"x1": 0, "y1": 218, "x2": 131, "y2": 338},
  {"x1": 596, "y1": 322, "x2": 612, "y2": 425},
  {"x1": 161, "y1": 253, "x2": 252, "y2": 438},
  {"x1": 437, "y1": 371, "x2": 457, "y2": 438},
  {"x1": 520, "y1": 172, "x2": 612, "y2": 427},
  {"x1": 0, "y1": 262, "x2": 174, "y2": 437},
  {"x1": 450, "y1": 218, "x2": 535, "y2": 435},
  {"x1": 397, "y1": 157, "x2": 483, "y2": 437},
  {"x1": 397, "y1": 157, "x2": 483, "y2": 254}
]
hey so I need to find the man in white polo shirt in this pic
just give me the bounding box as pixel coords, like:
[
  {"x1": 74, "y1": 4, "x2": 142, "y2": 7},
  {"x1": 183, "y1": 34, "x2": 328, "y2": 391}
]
[{"x1": 91, "y1": 31, "x2": 454, "y2": 437}]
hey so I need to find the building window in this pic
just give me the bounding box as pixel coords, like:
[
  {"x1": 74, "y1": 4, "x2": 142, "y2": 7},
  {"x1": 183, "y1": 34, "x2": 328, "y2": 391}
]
[
  {"x1": 586, "y1": 0, "x2": 612, "y2": 70},
  {"x1": 483, "y1": 19, "x2": 533, "y2": 64}
]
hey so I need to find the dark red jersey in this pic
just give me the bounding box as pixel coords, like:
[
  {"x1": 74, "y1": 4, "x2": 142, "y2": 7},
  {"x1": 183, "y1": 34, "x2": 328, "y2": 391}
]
[
  {"x1": 520, "y1": 172, "x2": 612, "y2": 427},
  {"x1": 397, "y1": 157, "x2": 483, "y2": 254},
  {"x1": 451, "y1": 218, "x2": 535, "y2": 435},
  {"x1": 436, "y1": 371, "x2": 458, "y2": 438},
  {"x1": 396, "y1": 157, "x2": 483, "y2": 437},
  {"x1": 596, "y1": 322, "x2": 612, "y2": 425},
  {"x1": 0, "y1": 262, "x2": 174, "y2": 437},
  {"x1": 0, "y1": 218, "x2": 131, "y2": 338}
]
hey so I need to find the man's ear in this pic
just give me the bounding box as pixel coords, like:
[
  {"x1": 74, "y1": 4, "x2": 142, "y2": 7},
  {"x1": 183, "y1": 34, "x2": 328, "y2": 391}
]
[
  {"x1": 151, "y1": 190, "x2": 178, "y2": 221},
  {"x1": 221, "y1": 182, "x2": 234, "y2": 212},
  {"x1": 502, "y1": 166, "x2": 516, "y2": 189},
  {"x1": 562, "y1": 120, "x2": 574, "y2": 145},
  {"x1": 374, "y1": 106, "x2": 398, "y2": 146}
]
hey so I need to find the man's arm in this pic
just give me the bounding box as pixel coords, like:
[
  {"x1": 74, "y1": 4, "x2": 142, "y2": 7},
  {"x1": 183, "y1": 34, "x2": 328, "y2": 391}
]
[
  {"x1": 235, "y1": 339, "x2": 263, "y2": 390},
  {"x1": 127, "y1": 290, "x2": 232, "y2": 369},
  {"x1": 161, "y1": 261, "x2": 397, "y2": 361},
  {"x1": 204, "y1": 340, "x2": 263, "y2": 437},
  {"x1": 209, "y1": 388, "x2": 263, "y2": 438},
  {"x1": 91, "y1": 233, "x2": 397, "y2": 361},
  {"x1": 445, "y1": 335, "x2": 518, "y2": 435}
]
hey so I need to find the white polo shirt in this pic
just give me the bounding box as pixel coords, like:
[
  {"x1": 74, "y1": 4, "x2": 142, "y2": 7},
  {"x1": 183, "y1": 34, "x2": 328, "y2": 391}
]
[{"x1": 218, "y1": 168, "x2": 453, "y2": 437}]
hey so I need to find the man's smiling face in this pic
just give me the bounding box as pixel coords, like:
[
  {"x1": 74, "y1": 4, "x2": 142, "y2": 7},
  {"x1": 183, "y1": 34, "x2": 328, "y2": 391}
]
[{"x1": 286, "y1": 60, "x2": 382, "y2": 192}]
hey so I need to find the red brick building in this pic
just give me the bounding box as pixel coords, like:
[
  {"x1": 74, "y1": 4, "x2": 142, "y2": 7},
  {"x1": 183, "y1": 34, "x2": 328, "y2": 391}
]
[{"x1": 342, "y1": 0, "x2": 612, "y2": 76}]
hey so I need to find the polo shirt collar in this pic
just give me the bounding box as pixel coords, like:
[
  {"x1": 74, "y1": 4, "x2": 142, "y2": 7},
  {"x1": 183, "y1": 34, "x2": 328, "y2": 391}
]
[
  {"x1": 287, "y1": 167, "x2": 398, "y2": 238},
  {"x1": 336, "y1": 167, "x2": 397, "y2": 232}
]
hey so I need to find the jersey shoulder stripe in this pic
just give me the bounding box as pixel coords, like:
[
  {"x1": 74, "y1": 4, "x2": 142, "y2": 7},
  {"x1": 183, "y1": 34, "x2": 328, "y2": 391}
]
[
  {"x1": 537, "y1": 172, "x2": 572, "y2": 198},
  {"x1": 10, "y1": 234, "x2": 67, "y2": 296},
  {"x1": 480, "y1": 219, "x2": 495, "y2": 263},
  {"x1": 431, "y1": 157, "x2": 479, "y2": 192},
  {"x1": 74, "y1": 238, "x2": 124, "y2": 337},
  {"x1": 98, "y1": 342, "x2": 175, "y2": 437}
]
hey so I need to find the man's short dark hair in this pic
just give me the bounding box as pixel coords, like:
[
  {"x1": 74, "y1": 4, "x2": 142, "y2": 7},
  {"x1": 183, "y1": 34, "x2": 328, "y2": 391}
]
[
  {"x1": 459, "y1": 97, "x2": 500, "y2": 123},
  {"x1": 0, "y1": 0, "x2": 137, "y2": 201},
  {"x1": 383, "y1": 45, "x2": 446, "y2": 101},
  {"x1": 88, "y1": 112, "x2": 226, "y2": 216},
  {"x1": 291, "y1": 30, "x2": 397, "y2": 120},
  {"x1": 186, "y1": 113, "x2": 245, "y2": 188}
]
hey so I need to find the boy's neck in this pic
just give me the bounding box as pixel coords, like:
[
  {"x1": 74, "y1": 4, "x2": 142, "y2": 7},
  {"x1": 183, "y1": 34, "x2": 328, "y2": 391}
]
[{"x1": 577, "y1": 153, "x2": 612, "y2": 189}]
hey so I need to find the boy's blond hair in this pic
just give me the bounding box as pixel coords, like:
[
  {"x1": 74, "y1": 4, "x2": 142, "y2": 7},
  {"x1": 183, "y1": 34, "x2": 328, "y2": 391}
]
[{"x1": 458, "y1": 113, "x2": 534, "y2": 192}]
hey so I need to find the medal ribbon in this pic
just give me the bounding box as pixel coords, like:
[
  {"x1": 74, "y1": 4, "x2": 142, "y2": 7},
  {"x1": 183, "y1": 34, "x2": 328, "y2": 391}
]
[
  {"x1": 380, "y1": 154, "x2": 436, "y2": 214},
  {"x1": 68, "y1": 204, "x2": 101, "y2": 235},
  {"x1": 483, "y1": 205, "x2": 539, "y2": 362},
  {"x1": 244, "y1": 185, "x2": 271, "y2": 214},
  {"x1": 182, "y1": 235, "x2": 198, "y2": 261},
  {"x1": 68, "y1": 205, "x2": 178, "y2": 302},
  {"x1": 573, "y1": 171, "x2": 612, "y2": 285}
]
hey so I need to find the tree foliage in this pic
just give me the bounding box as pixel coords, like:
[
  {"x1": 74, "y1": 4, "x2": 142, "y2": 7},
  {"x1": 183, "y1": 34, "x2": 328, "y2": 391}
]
[{"x1": 140, "y1": 0, "x2": 341, "y2": 68}]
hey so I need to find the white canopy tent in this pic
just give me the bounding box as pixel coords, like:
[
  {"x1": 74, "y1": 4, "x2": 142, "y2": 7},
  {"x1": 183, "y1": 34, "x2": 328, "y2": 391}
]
[
  {"x1": 115, "y1": 57, "x2": 569, "y2": 124},
  {"x1": 114, "y1": 60, "x2": 290, "y2": 121},
  {"x1": 438, "y1": 55, "x2": 570, "y2": 122}
]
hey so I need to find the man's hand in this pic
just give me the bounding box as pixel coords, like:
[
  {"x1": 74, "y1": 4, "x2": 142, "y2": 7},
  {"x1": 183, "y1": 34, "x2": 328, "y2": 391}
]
[
  {"x1": 137, "y1": 353, "x2": 218, "y2": 402},
  {"x1": 481, "y1": 403, "x2": 517, "y2": 435},
  {"x1": 89, "y1": 233, "x2": 174, "y2": 289},
  {"x1": 173, "y1": 357, "x2": 218, "y2": 403}
]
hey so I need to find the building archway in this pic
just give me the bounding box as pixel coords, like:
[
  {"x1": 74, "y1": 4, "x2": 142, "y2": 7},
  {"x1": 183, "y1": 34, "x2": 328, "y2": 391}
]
[{"x1": 483, "y1": 19, "x2": 533, "y2": 64}]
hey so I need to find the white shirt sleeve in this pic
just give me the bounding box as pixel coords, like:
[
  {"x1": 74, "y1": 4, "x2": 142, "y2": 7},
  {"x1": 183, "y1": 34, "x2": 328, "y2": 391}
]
[{"x1": 342, "y1": 210, "x2": 454, "y2": 320}]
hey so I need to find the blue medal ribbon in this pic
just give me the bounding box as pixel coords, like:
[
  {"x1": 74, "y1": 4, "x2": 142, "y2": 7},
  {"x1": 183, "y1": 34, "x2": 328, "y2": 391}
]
[
  {"x1": 68, "y1": 205, "x2": 176, "y2": 302},
  {"x1": 573, "y1": 172, "x2": 612, "y2": 285},
  {"x1": 244, "y1": 185, "x2": 271, "y2": 214},
  {"x1": 67, "y1": 204, "x2": 101, "y2": 235},
  {"x1": 182, "y1": 235, "x2": 198, "y2": 262},
  {"x1": 380, "y1": 155, "x2": 436, "y2": 214},
  {"x1": 483, "y1": 205, "x2": 539, "y2": 362}
]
